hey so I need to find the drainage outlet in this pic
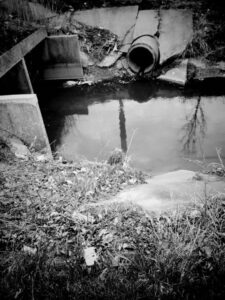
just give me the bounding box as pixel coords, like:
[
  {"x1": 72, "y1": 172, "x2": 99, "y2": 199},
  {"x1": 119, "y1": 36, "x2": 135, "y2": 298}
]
[{"x1": 127, "y1": 35, "x2": 160, "y2": 74}]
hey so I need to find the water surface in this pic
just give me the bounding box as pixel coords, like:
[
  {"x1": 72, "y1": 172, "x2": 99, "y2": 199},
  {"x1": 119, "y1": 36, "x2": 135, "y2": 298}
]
[{"x1": 39, "y1": 81, "x2": 225, "y2": 174}]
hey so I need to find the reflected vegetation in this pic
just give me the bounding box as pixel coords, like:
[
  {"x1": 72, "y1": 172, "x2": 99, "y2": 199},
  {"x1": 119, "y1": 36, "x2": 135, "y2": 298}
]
[
  {"x1": 38, "y1": 80, "x2": 225, "y2": 172},
  {"x1": 181, "y1": 96, "x2": 206, "y2": 154}
]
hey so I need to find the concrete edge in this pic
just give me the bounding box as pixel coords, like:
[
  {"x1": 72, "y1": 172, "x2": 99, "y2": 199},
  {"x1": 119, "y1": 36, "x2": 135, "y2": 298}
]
[
  {"x1": 0, "y1": 94, "x2": 38, "y2": 105},
  {"x1": 0, "y1": 94, "x2": 52, "y2": 157}
]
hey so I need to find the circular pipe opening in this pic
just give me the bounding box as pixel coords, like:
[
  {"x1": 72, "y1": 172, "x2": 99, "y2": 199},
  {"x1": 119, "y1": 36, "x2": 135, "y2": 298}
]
[
  {"x1": 127, "y1": 35, "x2": 160, "y2": 74},
  {"x1": 128, "y1": 46, "x2": 154, "y2": 74}
]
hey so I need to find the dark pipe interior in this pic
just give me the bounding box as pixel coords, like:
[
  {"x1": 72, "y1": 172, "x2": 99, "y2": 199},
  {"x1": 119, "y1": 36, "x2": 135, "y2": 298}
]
[{"x1": 129, "y1": 47, "x2": 154, "y2": 72}]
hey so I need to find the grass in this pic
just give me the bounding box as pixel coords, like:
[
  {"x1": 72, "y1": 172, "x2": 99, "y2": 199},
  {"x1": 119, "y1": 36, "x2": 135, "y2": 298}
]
[
  {"x1": 189, "y1": 147, "x2": 225, "y2": 178},
  {"x1": 1, "y1": 149, "x2": 225, "y2": 299},
  {"x1": 183, "y1": 13, "x2": 211, "y2": 59}
]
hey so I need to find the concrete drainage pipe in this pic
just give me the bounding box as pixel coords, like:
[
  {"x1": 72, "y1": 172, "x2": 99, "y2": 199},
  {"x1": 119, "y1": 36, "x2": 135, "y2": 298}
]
[{"x1": 127, "y1": 35, "x2": 160, "y2": 74}]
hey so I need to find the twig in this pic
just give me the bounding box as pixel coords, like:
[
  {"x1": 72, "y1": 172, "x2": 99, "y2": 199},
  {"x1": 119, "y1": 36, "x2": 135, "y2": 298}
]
[
  {"x1": 216, "y1": 147, "x2": 225, "y2": 168},
  {"x1": 126, "y1": 129, "x2": 137, "y2": 155}
]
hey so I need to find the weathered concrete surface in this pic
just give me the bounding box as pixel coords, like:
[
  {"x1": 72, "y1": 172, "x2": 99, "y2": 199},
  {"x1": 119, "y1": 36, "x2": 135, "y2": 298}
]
[
  {"x1": 0, "y1": 29, "x2": 47, "y2": 79},
  {"x1": 158, "y1": 59, "x2": 188, "y2": 85},
  {"x1": 158, "y1": 10, "x2": 193, "y2": 65},
  {"x1": 72, "y1": 6, "x2": 138, "y2": 49},
  {"x1": 133, "y1": 10, "x2": 159, "y2": 39},
  {"x1": 90, "y1": 170, "x2": 225, "y2": 214},
  {"x1": 5, "y1": 137, "x2": 31, "y2": 160},
  {"x1": 41, "y1": 35, "x2": 83, "y2": 80},
  {"x1": 0, "y1": 94, "x2": 51, "y2": 154},
  {"x1": 189, "y1": 59, "x2": 225, "y2": 80}
]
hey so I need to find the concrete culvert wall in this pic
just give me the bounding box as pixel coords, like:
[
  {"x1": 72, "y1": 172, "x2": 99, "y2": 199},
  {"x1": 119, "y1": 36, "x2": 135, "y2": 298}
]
[{"x1": 127, "y1": 35, "x2": 160, "y2": 74}]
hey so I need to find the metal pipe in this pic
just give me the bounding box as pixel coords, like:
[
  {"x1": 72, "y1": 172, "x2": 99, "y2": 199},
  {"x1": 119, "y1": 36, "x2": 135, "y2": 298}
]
[{"x1": 126, "y1": 35, "x2": 160, "y2": 74}]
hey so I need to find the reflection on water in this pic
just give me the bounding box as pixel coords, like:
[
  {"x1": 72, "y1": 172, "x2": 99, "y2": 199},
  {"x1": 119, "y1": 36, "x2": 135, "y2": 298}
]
[
  {"x1": 119, "y1": 100, "x2": 127, "y2": 153},
  {"x1": 39, "y1": 81, "x2": 225, "y2": 173},
  {"x1": 181, "y1": 96, "x2": 206, "y2": 154}
]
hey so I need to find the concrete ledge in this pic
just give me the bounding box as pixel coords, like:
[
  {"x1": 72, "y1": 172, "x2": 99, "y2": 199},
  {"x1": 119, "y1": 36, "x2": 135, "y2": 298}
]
[{"x1": 0, "y1": 94, "x2": 51, "y2": 154}]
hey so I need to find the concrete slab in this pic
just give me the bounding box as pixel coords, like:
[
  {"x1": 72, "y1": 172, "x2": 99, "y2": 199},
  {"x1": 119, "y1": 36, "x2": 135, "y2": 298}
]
[
  {"x1": 190, "y1": 59, "x2": 225, "y2": 80},
  {"x1": 158, "y1": 59, "x2": 188, "y2": 85},
  {"x1": 91, "y1": 170, "x2": 225, "y2": 214},
  {"x1": 6, "y1": 137, "x2": 31, "y2": 160},
  {"x1": 72, "y1": 6, "x2": 138, "y2": 48},
  {"x1": 133, "y1": 10, "x2": 159, "y2": 39},
  {"x1": 0, "y1": 94, "x2": 51, "y2": 154},
  {"x1": 41, "y1": 35, "x2": 83, "y2": 80},
  {"x1": 159, "y1": 10, "x2": 193, "y2": 65},
  {"x1": 120, "y1": 26, "x2": 135, "y2": 53}
]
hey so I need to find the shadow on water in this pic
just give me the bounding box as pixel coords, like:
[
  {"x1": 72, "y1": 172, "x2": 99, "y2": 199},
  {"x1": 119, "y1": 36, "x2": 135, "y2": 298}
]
[{"x1": 38, "y1": 79, "x2": 225, "y2": 172}]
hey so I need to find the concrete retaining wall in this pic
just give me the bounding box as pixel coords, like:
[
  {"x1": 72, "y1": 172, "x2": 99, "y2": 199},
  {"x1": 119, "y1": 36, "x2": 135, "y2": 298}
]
[
  {"x1": 0, "y1": 94, "x2": 51, "y2": 154},
  {"x1": 41, "y1": 35, "x2": 83, "y2": 80}
]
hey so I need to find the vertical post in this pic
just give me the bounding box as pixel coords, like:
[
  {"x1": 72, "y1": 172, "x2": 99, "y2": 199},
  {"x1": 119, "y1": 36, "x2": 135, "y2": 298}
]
[
  {"x1": 17, "y1": 58, "x2": 34, "y2": 94},
  {"x1": 0, "y1": 58, "x2": 34, "y2": 95}
]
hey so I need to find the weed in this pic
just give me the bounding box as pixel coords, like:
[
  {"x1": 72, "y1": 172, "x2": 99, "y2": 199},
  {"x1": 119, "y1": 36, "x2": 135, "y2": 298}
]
[
  {"x1": 189, "y1": 148, "x2": 225, "y2": 177},
  {"x1": 183, "y1": 12, "x2": 211, "y2": 59}
]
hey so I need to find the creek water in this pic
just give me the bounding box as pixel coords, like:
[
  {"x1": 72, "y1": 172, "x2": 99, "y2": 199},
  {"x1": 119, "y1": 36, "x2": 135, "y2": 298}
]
[{"x1": 39, "y1": 80, "x2": 225, "y2": 174}]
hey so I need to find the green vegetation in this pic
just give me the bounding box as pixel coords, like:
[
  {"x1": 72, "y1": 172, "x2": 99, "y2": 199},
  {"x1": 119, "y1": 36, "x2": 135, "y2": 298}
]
[{"x1": 0, "y1": 148, "x2": 225, "y2": 299}]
